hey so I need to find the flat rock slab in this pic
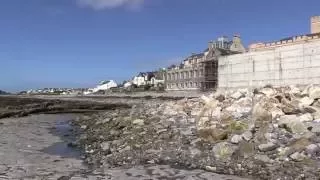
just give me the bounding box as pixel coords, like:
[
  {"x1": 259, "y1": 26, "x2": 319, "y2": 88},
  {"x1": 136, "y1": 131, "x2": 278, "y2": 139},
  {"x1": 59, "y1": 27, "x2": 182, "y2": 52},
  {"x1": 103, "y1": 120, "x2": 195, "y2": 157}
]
[{"x1": 0, "y1": 114, "x2": 86, "y2": 179}]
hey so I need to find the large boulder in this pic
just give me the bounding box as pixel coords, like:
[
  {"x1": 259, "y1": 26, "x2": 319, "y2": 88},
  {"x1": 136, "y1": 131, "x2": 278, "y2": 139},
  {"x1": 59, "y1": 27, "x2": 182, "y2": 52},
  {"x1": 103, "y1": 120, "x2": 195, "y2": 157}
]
[
  {"x1": 305, "y1": 122, "x2": 320, "y2": 133},
  {"x1": 242, "y1": 131, "x2": 253, "y2": 141},
  {"x1": 225, "y1": 97, "x2": 252, "y2": 119},
  {"x1": 298, "y1": 96, "x2": 314, "y2": 107},
  {"x1": 252, "y1": 99, "x2": 273, "y2": 126},
  {"x1": 289, "y1": 152, "x2": 307, "y2": 162},
  {"x1": 309, "y1": 85, "x2": 320, "y2": 100},
  {"x1": 198, "y1": 127, "x2": 229, "y2": 142},
  {"x1": 260, "y1": 87, "x2": 276, "y2": 97},
  {"x1": 305, "y1": 144, "x2": 320, "y2": 155},
  {"x1": 230, "y1": 91, "x2": 244, "y2": 100},
  {"x1": 258, "y1": 142, "x2": 278, "y2": 152},
  {"x1": 132, "y1": 119, "x2": 145, "y2": 126},
  {"x1": 288, "y1": 86, "x2": 301, "y2": 96},
  {"x1": 281, "y1": 99, "x2": 301, "y2": 115},
  {"x1": 299, "y1": 113, "x2": 313, "y2": 122},
  {"x1": 270, "y1": 107, "x2": 284, "y2": 120},
  {"x1": 278, "y1": 115, "x2": 308, "y2": 134},
  {"x1": 197, "y1": 96, "x2": 221, "y2": 129},
  {"x1": 200, "y1": 95, "x2": 218, "y2": 109},
  {"x1": 212, "y1": 142, "x2": 237, "y2": 160},
  {"x1": 231, "y1": 134, "x2": 243, "y2": 144}
]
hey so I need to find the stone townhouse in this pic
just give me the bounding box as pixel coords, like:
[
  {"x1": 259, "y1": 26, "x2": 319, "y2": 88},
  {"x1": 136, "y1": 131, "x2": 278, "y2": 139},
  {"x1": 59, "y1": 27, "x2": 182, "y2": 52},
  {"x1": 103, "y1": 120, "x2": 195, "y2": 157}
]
[{"x1": 165, "y1": 35, "x2": 245, "y2": 91}]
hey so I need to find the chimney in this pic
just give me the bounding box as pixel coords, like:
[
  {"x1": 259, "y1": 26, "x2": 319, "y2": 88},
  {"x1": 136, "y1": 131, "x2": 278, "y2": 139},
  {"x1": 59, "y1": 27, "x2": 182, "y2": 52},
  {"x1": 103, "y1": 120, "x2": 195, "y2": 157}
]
[
  {"x1": 208, "y1": 41, "x2": 213, "y2": 50},
  {"x1": 233, "y1": 34, "x2": 241, "y2": 42},
  {"x1": 311, "y1": 16, "x2": 320, "y2": 34},
  {"x1": 230, "y1": 34, "x2": 246, "y2": 53}
]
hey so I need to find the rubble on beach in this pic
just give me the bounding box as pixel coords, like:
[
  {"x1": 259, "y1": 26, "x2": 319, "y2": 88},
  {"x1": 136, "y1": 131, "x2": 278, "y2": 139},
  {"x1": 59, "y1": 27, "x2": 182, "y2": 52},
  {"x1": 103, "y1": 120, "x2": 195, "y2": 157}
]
[{"x1": 73, "y1": 84, "x2": 320, "y2": 179}]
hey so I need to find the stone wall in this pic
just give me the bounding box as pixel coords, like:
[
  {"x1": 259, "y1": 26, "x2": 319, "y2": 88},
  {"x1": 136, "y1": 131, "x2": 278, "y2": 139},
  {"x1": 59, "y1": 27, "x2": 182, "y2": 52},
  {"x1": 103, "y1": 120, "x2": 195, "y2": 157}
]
[
  {"x1": 218, "y1": 39, "x2": 320, "y2": 89},
  {"x1": 249, "y1": 34, "x2": 320, "y2": 52}
]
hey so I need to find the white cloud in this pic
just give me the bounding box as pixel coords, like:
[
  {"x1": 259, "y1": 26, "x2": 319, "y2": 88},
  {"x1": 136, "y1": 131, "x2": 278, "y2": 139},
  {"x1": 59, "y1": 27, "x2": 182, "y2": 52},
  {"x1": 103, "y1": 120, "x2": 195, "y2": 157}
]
[{"x1": 77, "y1": 0, "x2": 146, "y2": 10}]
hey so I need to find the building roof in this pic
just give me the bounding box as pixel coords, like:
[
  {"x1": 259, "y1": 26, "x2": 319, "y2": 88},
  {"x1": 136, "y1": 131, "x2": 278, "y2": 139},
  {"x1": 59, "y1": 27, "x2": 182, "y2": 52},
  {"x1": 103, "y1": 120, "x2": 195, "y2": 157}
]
[
  {"x1": 182, "y1": 52, "x2": 204, "y2": 62},
  {"x1": 137, "y1": 72, "x2": 155, "y2": 80},
  {"x1": 99, "y1": 80, "x2": 111, "y2": 85},
  {"x1": 279, "y1": 32, "x2": 320, "y2": 42}
]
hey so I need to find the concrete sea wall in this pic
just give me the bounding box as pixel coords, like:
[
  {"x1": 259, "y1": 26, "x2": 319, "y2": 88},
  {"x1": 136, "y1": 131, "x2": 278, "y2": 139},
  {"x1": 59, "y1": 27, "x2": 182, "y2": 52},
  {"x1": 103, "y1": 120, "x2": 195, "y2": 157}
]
[{"x1": 218, "y1": 39, "x2": 320, "y2": 89}]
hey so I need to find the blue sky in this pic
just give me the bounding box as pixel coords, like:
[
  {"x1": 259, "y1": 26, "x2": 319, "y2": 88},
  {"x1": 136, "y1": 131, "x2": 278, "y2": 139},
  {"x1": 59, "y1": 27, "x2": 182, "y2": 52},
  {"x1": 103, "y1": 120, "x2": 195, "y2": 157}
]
[{"x1": 1, "y1": 0, "x2": 319, "y2": 92}]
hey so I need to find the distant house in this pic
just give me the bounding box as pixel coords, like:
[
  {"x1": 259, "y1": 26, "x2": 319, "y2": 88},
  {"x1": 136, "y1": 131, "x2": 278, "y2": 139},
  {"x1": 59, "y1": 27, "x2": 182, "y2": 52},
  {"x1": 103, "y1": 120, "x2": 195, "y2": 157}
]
[
  {"x1": 84, "y1": 80, "x2": 118, "y2": 95},
  {"x1": 123, "y1": 81, "x2": 133, "y2": 88},
  {"x1": 0, "y1": 90, "x2": 9, "y2": 95},
  {"x1": 94, "y1": 80, "x2": 117, "y2": 92},
  {"x1": 132, "y1": 72, "x2": 155, "y2": 87}
]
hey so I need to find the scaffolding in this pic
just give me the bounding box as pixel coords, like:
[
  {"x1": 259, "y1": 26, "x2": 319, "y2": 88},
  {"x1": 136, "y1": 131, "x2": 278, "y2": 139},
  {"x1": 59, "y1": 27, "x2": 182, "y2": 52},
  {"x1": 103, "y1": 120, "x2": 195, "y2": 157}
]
[{"x1": 199, "y1": 58, "x2": 218, "y2": 91}]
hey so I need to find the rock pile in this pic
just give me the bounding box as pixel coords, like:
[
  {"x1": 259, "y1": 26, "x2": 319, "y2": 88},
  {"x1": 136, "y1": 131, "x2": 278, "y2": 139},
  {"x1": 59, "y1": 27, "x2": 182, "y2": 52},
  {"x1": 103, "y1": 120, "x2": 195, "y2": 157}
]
[{"x1": 74, "y1": 84, "x2": 320, "y2": 179}]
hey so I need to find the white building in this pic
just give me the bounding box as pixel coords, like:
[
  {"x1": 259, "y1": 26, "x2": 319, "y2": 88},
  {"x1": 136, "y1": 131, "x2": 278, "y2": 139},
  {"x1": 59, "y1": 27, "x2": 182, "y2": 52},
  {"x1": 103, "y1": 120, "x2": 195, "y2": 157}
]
[
  {"x1": 84, "y1": 80, "x2": 118, "y2": 95},
  {"x1": 150, "y1": 77, "x2": 165, "y2": 86},
  {"x1": 132, "y1": 72, "x2": 155, "y2": 87},
  {"x1": 123, "y1": 81, "x2": 133, "y2": 88}
]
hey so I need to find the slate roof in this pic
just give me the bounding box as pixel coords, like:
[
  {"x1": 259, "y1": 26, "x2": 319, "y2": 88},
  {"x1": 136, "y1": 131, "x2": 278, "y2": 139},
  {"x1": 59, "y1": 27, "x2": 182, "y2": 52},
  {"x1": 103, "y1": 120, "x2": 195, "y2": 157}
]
[{"x1": 137, "y1": 72, "x2": 155, "y2": 80}]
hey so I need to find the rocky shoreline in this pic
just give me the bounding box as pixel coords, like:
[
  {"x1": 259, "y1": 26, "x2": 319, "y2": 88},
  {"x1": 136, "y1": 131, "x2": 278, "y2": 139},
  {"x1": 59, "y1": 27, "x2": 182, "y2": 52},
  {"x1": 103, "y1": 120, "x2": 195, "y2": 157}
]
[
  {"x1": 70, "y1": 85, "x2": 320, "y2": 180},
  {"x1": 2, "y1": 85, "x2": 320, "y2": 179},
  {"x1": 0, "y1": 96, "x2": 131, "y2": 119}
]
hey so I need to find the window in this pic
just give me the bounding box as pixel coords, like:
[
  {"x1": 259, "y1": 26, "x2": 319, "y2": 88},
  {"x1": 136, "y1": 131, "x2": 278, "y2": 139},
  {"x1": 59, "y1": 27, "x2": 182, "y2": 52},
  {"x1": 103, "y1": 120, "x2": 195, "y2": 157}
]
[
  {"x1": 190, "y1": 82, "x2": 192, "y2": 87},
  {"x1": 195, "y1": 82, "x2": 198, "y2": 87},
  {"x1": 190, "y1": 71, "x2": 194, "y2": 78},
  {"x1": 195, "y1": 70, "x2": 198, "y2": 78},
  {"x1": 181, "y1": 83, "x2": 184, "y2": 88},
  {"x1": 168, "y1": 74, "x2": 171, "y2": 81},
  {"x1": 200, "y1": 69, "x2": 204, "y2": 77},
  {"x1": 186, "y1": 72, "x2": 189, "y2": 78},
  {"x1": 185, "y1": 82, "x2": 188, "y2": 88}
]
